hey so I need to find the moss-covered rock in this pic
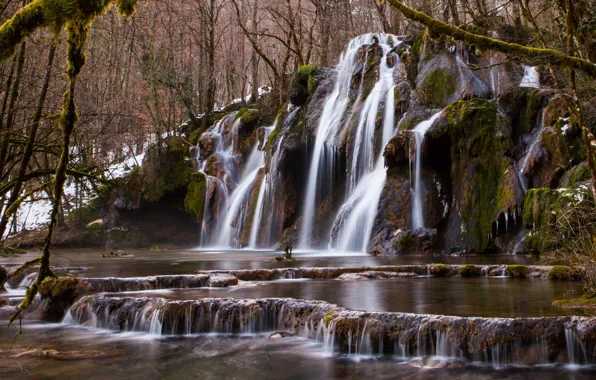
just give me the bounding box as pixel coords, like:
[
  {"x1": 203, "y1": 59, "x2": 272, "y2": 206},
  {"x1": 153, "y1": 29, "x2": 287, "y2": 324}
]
[
  {"x1": 459, "y1": 264, "x2": 481, "y2": 277},
  {"x1": 184, "y1": 172, "x2": 207, "y2": 222},
  {"x1": 289, "y1": 65, "x2": 319, "y2": 106},
  {"x1": 436, "y1": 98, "x2": 522, "y2": 252},
  {"x1": 417, "y1": 68, "x2": 456, "y2": 108},
  {"x1": 142, "y1": 137, "x2": 192, "y2": 202},
  {"x1": 547, "y1": 266, "x2": 583, "y2": 281},
  {"x1": 553, "y1": 297, "x2": 596, "y2": 309},
  {"x1": 496, "y1": 87, "x2": 543, "y2": 138},
  {"x1": 323, "y1": 311, "x2": 338, "y2": 327},
  {"x1": 39, "y1": 277, "x2": 83, "y2": 322},
  {"x1": 507, "y1": 265, "x2": 529, "y2": 278},
  {"x1": 429, "y1": 264, "x2": 451, "y2": 277}
]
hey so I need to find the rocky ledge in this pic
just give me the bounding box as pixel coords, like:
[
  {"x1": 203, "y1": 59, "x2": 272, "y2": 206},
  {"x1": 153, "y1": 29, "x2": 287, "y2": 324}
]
[{"x1": 65, "y1": 295, "x2": 596, "y2": 366}]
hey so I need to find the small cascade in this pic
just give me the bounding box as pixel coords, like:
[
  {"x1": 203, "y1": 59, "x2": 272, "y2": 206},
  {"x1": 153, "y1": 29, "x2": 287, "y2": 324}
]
[
  {"x1": 518, "y1": 108, "x2": 546, "y2": 193},
  {"x1": 411, "y1": 112, "x2": 443, "y2": 229},
  {"x1": 301, "y1": 34, "x2": 402, "y2": 251},
  {"x1": 65, "y1": 295, "x2": 596, "y2": 367},
  {"x1": 215, "y1": 142, "x2": 263, "y2": 248},
  {"x1": 520, "y1": 65, "x2": 540, "y2": 88},
  {"x1": 194, "y1": 112, "x2": 275, "y2": 248},
  {"x1": 194, "y1": 113, "x2": 240, "y2": 246},
  {"x1": 248, "y1": 126, "x2": 275, "y2": 248}
]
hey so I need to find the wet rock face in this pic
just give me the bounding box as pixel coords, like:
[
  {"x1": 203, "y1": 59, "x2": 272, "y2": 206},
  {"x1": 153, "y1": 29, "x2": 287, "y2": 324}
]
[
  {"x1": 65, "y1": 295, "x2": 596, "y2": 366},
  {"x1": 383, "y1": 131, "x2": 409, "y2": 168},
  {"x1": 0, "y1": 266, "x2": 7, "y2": 292},
  {"x1": 207, "y1": 274, "x2": 238, "y2": 288},
  {"x1": 351, "y1": 39, "x2": 384, "y2": 100},
  {"x1": 369, "y1": 175, "x2": 412, "y2": 255}
]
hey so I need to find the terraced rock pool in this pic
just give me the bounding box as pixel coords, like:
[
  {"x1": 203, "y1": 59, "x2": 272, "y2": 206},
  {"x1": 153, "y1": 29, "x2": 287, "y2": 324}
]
[
  {"x1": 111, "y1": 277, "x2": 585, "y2": 318},
  {"x1": 0, "y1": 249, "x2": 594, "y2": 379}
]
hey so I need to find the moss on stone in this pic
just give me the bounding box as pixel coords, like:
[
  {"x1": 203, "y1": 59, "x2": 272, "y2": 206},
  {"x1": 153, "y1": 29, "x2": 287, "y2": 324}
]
[
  {"x1": 507, "y1": 265, "x2": 529, "y2": 278},
  {"x1": 459, "y1": 264, "x2": 481, "y2": 277},
  {"x1": 547, "y1": 266, "x2": 583, "y2": 281},
  {"x1": 323, "y1": 311, "x2": 337, "y2": 327},
  {"x1": 418, "y1": 68, "x2": 455, "y2": 108},
  {"x1": 289, "y1": 65, "x2": 318, "y2": 106},
  {"x1": 188, "y1": 126, "x2": 206, "y2": 145},
  {"x1": 553, "y1": 297, "x2": 596, "y2": 309},
  {"x1": 429, "y1": 264, "x2": 450, "y2": 277},
  {"x1": 142, "y1": 137, "x2": 192, "y2": 202},
  {"x1": 443, "y1": 98, "x2": 515, "y2": 251},
  {"x1": 184, "y1": 172, "x2": 207, "y2": 222},
  {"x1": 39, "y1": 276, "x2": 83, "y2": 322},
  {"x1": 396, "y1": 231, "x2": 414, "y2": 249}
]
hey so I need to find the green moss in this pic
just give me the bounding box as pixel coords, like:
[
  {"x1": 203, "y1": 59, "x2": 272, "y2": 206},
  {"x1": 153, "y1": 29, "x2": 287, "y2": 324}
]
[
  {"x1": 323, "y1": 311, "x2": 337, "y2": 327},
  {"x1": 396, "y1": 232, "x2": 414, "y2": 249},
  {"x1": 184, "y1": 172, "x2": 207, "y2": 222},
  {"x1": 39, "y1": 276, "x2": 80, "y2": 299},
  {"x1": 410, "y1": 29, "x2": 426, "y2": 61},
  {"x1": 418, "y1": 68, "x2": 455, "y2": 108},
  {"x1": 443, "y1": 98, "x2": 514, "y2": 251},
  {"x1": 429, "y1": 264, "x2": 450, "y2": 277},
  {"x1": 142, "y1": 137, "x2": 192, "y2": 202},
  {"x1": 507, "y1": 265, "x2": 529, "y2": 278},
  {"x1": 188, "y1": 127, "x2": 206, "y2": 145},
  {"x1": 553, "y1": 297, "x2": 596, "y2": 309},
  {"x1": 289, "y1": 65, "x2": 318, "y2": 106},
  {"x1": 459, "y1": 264, "x2": 481, "y2": 277},
  {"x1": 547, "y1": 266, "x2": 582, "y2": 281}
]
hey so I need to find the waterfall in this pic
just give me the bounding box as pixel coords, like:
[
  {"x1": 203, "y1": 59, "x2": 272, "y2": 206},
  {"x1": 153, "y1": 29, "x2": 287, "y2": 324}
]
[
  {"x1": 520, "y1": 65, "x2": 540, "y2": 88},
  {"x1": 195, "y1": 113, "x2": 239, "y2": 246},
  {"x1": 518, "y1": 108, "x2": 546, "y2": 193},
  {"x1": 300, "y1": 33, "x2": 401, "y2": 251},
  {"x1": 261, "y1": 133, "x2": 287, "y2": 247},
  {"x1": 411, "y1": 112, "x2": 443, "y2": 230},
  {"x1": 248, "y1": 126, "x2": 275, "y2": 248},
  {"x1": 194, "y1": 112, "x2": 268, "y2": 248},
  {"x1": 299, "y1": 35, "x2": 380, "y2": 248}
]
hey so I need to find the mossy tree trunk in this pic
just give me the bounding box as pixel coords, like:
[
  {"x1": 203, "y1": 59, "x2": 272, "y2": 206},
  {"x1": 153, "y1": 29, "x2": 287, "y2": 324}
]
[
  {"x1": 384, "y1": 0, "x2": 596, "y2": 78},
  {"x1": 0, "y1": 0, "x2": 140, "y2": 322}
]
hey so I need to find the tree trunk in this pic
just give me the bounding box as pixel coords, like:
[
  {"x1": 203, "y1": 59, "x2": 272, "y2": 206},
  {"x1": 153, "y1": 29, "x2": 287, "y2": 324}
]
[
  {"x1": 0, "y1": 41, "x2": 26, "y2": 178},
  {"x1": 0, "y1": 41, "x2": 56, "y2": 240}
]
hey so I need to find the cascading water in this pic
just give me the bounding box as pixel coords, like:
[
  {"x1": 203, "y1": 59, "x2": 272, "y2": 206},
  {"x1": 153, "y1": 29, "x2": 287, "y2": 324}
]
[
  {"x1": 299, "y1": 35, "x2": 382, "y2": 248},
  {"x1": 300, "y1": 33, "x2": 402, "y2": 252},
  {"x1": 411, "y1": 112, "x2": 443, "y2": 230},
  {"x1": 194, "y1": 113, "x2": 240, "y2": 246},
  {"x1": 247, "y1": 126, "x2": 274, "y2": 248},
  {"x1": 195, "y1": 113, "x2": 271, "y2": 248},
  {"x1": 520, "y1": 65, "x2": 540, "y2": 89}
]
